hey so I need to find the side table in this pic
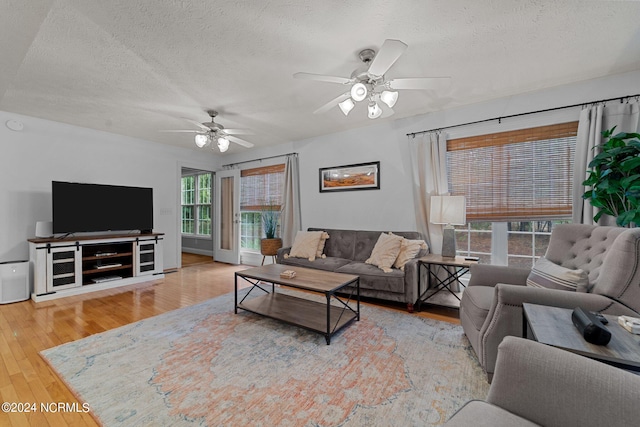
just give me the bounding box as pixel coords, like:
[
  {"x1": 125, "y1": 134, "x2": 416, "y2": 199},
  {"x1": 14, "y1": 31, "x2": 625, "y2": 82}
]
[
  {"x1": 416, "y1": 254, "x2": 478, "y2": 310},
  {"x1": 523, "y1": 303, "x2": 640, "y2": 373}
]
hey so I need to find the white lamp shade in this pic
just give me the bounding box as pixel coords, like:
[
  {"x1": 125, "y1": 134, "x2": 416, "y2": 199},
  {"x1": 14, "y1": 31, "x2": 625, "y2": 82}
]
[
  {"x1": 338, "y1": 98, "x2": 355, "y2": 115},
  {"x1": 429, "y1": 195, "x2": 467, "y2": 225},
  {"x1": 194, "y1": 134, "x2": 209, "y2": 147},
  {"x1": 350, "y1": 83, "x2": 368, "y2": 102},
  {"x1": 367, "y1": 102, "x2": 382, "y2": 119},
  {"x1": 380, "y1": 90, "x2": 398, "y2": 108},
  {"x1": 217, "y1": 137, "x2": 230, "y2": 152}
]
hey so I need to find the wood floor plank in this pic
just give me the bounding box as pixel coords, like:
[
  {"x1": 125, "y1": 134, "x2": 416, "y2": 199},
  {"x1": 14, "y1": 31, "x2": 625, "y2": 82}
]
[{"x1": 0, "y1": 257, "x2": 459, "y2": 426}]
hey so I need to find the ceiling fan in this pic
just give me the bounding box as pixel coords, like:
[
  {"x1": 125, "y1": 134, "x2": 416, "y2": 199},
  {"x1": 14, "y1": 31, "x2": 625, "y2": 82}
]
[
  {"x1": 162, "y1": 110, "x2": 254, "y2": 152},
  {"x1": 294, "y1": 39, "x2": 450, "y2": 119}
]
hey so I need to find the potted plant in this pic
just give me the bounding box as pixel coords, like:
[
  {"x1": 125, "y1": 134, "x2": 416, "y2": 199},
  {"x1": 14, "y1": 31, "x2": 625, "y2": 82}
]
[
  {"x1": 260, "y1": 203, "x2": 282, "y2": 256},
  {"x1": 582, "y1": 127, "x2": 640, "y2": 227}
]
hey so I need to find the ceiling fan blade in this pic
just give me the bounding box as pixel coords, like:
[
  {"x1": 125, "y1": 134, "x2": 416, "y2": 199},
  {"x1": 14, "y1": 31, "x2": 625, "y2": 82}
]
[
  {"x1": 367, "y1": 39, "x2": 408, "y2": 77},
  {"x1": 223, "y1": 128, "x2": 254, "y2": 135},
  {"x1": 381, "y1": 106, "x2": 395, "y2": 118},
  {"x1": 313, "y1": 92, "x2": 351, "y2": 115},
  {"x1": 387, "y1": 77, "x2": 451, "y2": 90},
  {"x1": 159, "y1": 130, "x2": 200, "y2": 133},
  {"x1": 227, "y1": 135, "x2": 254, "y2": 148},
  {"x1": 293, "y1": 72, "x2": 352, "y2": 85},
  {"x1": 183, "y1": 118, "x2": 211, "y2": 131}
]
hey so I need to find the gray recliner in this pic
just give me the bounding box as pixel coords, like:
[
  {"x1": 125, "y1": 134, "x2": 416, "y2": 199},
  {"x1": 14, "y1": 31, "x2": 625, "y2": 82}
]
[
  {"x1": 445, "y1": 336, "x2": 640, "y2": 427},
  {"x1": 460, "y1": 223, "x2": 640, "y2": 381}
]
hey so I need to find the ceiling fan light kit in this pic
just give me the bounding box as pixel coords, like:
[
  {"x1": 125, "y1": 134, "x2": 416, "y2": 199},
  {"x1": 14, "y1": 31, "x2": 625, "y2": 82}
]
[
  {"x1": 350, "y1": 83, "x2": 368, "y2": 102},
  {"x1": 380, "y1": 90, "x2": 399, "y2": 108},
  {"x1": 338, "y1": 98, "x2": 355, "y2": 115},
  {"x1": 161, "y1": 110, "x2": 254, "y2": 152},
  {"x1": 194, "y1": 133, "x2": 209, "y2": 147},
  {"x1": 217, "y1": 136, "x2": 230, "y2": 152},
  {"x1": 367, "y1": 101, "x2": 383, "y2": 119},
  {"x1": 294, "y1": 39, "x2": 450, "y2": 120}
]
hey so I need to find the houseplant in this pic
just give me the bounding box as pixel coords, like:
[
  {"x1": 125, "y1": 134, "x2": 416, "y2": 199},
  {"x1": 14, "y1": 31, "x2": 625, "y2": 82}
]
[
  {"x1": 582, "y1": 127, "x2": 640, "y2": 227},
  {"x1": 260, "y1": 204, "x2": 282, "y2": 256}
]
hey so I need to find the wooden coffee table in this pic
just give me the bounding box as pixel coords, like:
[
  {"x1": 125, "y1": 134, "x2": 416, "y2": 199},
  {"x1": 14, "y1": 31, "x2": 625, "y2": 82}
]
[
  {"x1": 523, "y1": 303, "x2": 640, "y2": 372},
  {"x1": 234, "y1": 264, "x2": 360, "y2": 345}
]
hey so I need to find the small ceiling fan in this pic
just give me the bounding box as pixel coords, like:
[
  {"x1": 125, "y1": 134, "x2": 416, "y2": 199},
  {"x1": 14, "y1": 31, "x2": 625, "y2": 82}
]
[
  {"x1": 162, "y1": 110, "x2": 254, "y2": 152},
  {"x1": 294, "y1": 39, "x2": 450, "y2": 119}
]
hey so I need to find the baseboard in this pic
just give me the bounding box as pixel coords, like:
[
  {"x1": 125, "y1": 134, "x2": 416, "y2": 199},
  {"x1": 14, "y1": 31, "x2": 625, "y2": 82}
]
[
  {"x1": 182, "y1": 248, "x2": 213, "y2": 256},
  {"x1": 241, "y1": 251, "x2": 276, "y2": 267}
]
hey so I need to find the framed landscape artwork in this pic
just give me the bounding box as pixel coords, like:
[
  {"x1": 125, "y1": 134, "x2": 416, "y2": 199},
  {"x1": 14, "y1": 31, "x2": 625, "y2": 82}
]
[{"x1": 319, "y1": 161, "x2": 380, "y2": 193}]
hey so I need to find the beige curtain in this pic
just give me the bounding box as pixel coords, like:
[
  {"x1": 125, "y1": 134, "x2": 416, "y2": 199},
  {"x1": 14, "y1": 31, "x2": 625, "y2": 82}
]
[
  {"x1": 410, "y1": 131, "x2": 450, "y2": 253},
  {"x1": 220, "y1": 176, "x2": 234, "y2": 250},
  {"x1": 280, "y1": 154, "x2": 301, "y2": 247},
  {"x1": 573, "y1": 101, "x2": 640, "y2": 225}
]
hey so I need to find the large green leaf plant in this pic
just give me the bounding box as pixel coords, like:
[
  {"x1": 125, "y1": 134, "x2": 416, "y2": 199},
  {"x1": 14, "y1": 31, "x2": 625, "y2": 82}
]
[{"x1": 582, "y1": 128, "x2": 640, "y2": 227}]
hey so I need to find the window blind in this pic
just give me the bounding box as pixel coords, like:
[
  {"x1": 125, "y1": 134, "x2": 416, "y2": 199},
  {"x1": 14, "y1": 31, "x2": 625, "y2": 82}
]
[
  {"x1": 240, "y1": 164, "x2": 285, "y2": 211},
  {"x1": 446, "y1": 122, "x2": 578, "y2": 221}
]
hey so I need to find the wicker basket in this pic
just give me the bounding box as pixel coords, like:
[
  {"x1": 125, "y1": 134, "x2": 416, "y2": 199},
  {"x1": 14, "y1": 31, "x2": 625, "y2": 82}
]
[{"x1": 260, "y1": 238, "x2": 282, "y2": 256}]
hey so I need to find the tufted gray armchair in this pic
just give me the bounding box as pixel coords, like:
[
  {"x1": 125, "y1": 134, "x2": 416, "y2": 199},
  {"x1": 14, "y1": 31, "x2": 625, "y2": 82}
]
[{"x1": 460, "y1": 224, "x2": 640, "y2": 382}]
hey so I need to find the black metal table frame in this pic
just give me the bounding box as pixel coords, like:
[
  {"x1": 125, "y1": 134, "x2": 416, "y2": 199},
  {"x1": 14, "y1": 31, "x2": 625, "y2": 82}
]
[
  {"x1": 234, "y1": 273, "x2": 360, "y2": 345},
  {"x1": 417, "y1": 262, "x2": 470, "y2": 310}
]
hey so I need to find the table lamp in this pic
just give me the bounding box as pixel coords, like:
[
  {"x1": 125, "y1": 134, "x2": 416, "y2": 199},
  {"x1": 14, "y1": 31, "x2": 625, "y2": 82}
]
[{"x1": 429, "y1": 195, "x2": 467, "y2": 258}]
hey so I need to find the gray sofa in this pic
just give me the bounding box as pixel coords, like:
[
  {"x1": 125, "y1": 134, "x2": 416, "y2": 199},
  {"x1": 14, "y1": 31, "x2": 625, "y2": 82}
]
[
  {"x1": 445, "y1": 336, "x2": 640, "y2": 427},
  {"x1": 276, "y1": 228, "x2": 428, "y2": 312}
]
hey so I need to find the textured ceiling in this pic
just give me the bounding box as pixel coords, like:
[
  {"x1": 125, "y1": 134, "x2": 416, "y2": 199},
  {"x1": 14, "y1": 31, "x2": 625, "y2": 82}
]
[{"x1": 1, "y1": 1, "x2": 639, "y2": 154}]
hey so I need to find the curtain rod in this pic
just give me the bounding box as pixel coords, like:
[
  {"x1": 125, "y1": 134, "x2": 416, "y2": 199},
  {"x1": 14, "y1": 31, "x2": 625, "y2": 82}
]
[
  {"x1": 222, "y1": 152, "x2": 298, "y2": 168},
  {"x1": 406, "y1": 93, "x2": 640, "y2": 137}
]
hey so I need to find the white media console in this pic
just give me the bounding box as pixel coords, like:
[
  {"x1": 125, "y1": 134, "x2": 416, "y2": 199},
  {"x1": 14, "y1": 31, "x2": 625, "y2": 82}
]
[{"x1": 28, "y1": 233, "x2": 164, "y2": 302}]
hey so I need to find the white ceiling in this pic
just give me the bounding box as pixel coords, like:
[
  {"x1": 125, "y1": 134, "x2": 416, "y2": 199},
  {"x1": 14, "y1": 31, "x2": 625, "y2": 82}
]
[{"x1": 1, "y1": 1, "x2": 639, "y2": 155}]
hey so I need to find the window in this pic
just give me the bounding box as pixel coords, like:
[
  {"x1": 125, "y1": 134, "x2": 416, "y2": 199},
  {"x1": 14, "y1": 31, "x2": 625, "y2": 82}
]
[
  {"x1": 447, "y1": 122, "x2": 578, "y2": 220},
  {"x1": 181, "y1": 173, "x2": 212, "y2": 236},
  {"x1": 447, "y1": 122, "x2": 578, "y2": 266},
  {"x1": 240, "y1": 164, "x2": 285, "y2": 250}
]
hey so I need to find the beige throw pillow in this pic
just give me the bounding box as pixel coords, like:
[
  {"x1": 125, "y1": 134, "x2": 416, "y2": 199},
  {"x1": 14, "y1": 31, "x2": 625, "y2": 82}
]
[
  {"x1": 286, "y1": 231, "x2": 323, "y2": 261},
  {"x1": 526, "y1": 257, "x2": 589, "y2": 292},
  {"x1": 393, "y1": 237, "x2": 429, "y2": 270},
  {"x1": 316, "y1": 232, "x2": 330, "y2": 259},
  {"x1": 365, "y1": 232, "x2": 404, "y2": 273}
]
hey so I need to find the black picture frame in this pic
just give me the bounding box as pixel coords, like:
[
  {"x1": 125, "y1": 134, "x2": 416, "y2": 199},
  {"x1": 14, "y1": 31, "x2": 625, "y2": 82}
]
[{"x1": 319, "y1": 161, "x2": 381, "y2": 193}]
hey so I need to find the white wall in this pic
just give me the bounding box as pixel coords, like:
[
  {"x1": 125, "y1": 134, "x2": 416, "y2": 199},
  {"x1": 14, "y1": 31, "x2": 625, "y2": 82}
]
[
  {"x1": 0, "y1": 111, "x2": 219, "y2": 269},
  {"x1": 2, "y1": 70, "x2": 638, "y2": 269},
  {"x1": 222, "y1": 70, "x2": 640, "y2": 233}
]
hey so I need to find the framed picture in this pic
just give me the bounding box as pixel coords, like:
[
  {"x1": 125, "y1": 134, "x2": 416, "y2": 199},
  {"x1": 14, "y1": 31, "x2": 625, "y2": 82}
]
[{"x1": 319, "y1": 161, "x2": 380, "y2": 193}]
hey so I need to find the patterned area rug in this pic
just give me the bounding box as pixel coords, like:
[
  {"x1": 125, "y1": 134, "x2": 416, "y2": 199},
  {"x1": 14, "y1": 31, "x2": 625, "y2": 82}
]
[{"x1": 41, "y1": 289, "x2": 489, "y2": 426}]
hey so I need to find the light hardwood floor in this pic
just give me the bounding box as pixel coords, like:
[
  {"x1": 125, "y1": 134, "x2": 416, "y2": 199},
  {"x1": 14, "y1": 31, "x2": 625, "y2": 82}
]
[{"x1": 0, "y1": 256, "x2": 458, "y2": 426}]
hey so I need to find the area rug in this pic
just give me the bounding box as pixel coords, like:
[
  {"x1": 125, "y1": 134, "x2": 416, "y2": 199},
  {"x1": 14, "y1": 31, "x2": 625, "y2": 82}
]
[{"x1": 41, "y1": 289, "x2": 489, "y2": 426}]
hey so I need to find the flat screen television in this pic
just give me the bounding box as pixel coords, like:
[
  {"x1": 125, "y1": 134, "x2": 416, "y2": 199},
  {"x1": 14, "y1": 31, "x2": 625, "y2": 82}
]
[{"x1": 52, "y1": 181, "x2": 154, "y2": 234}]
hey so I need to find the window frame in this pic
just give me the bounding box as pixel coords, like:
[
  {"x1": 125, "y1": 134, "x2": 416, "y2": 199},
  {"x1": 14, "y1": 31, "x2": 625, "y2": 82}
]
[{"x1": 181, "y1": 172, "x2": 212, "y2": 238}]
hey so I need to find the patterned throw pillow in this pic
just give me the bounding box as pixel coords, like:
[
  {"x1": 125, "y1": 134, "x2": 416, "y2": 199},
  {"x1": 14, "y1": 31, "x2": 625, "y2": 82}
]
[
  {"x1": 526, "y1": 257, "x2": 589, "y2": 292},
  {"x1": 393, "y1": 237, "x2": 429, "y2": 270},
  {"x1": 365, "y1": 232, "x2": 404, "y2": 273},
  {"x1": 286, "y1": 231, "x2": 323, "y2": 261}
]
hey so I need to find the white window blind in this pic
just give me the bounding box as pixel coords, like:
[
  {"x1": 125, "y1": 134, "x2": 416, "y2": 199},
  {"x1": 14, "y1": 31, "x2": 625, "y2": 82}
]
[
  {"x1": 446, "y1": 122, "x2": 578, "y2": 221},
  {"x1": 240, "y1": 164, "x2": 285, "y2": 211}
]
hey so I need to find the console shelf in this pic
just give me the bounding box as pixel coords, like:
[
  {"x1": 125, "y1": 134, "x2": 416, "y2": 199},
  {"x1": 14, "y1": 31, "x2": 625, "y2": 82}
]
[{"x1": 28, "y1": 233, "x2": 164, "y2": 302}]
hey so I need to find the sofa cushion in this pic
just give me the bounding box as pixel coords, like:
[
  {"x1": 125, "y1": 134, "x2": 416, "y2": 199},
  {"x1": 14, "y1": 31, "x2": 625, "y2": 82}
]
[
  {"x1": 461, "y1": 286, "x2": 496, "y2": 332},
  {"x1": 287, "y1": 231, "x2": 323, "y2": 261},
  {"x1": 365, "y1": 232, "x2": 404, "y2": 272},
  {"x1": 336, "y1": 262, "x2": 405, "y2": 293},
  {"x1": 279, "y1": 256, "x2": 351, "y2": 272},
  {"x1": 526, "y1": 257, "x2": 589, "y2": 292}
]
